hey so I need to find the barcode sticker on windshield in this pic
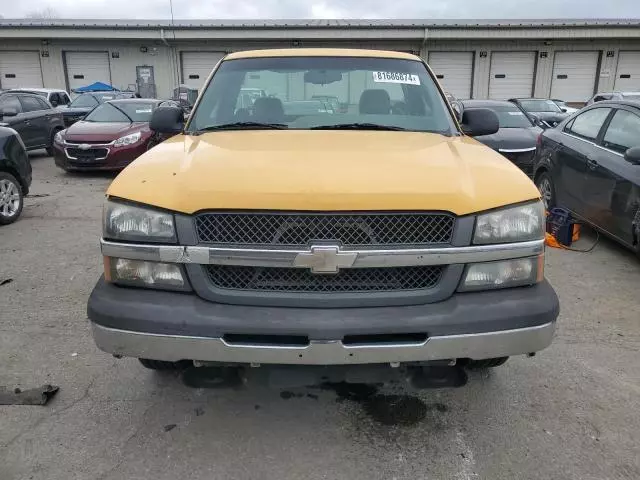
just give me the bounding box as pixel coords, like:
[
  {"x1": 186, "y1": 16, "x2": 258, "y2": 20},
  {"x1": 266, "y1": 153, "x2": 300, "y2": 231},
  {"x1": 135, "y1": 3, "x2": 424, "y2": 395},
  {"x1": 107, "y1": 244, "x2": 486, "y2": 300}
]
[
  {"x1": 372, "y1": 72, "x2": 420, "y2": 85},
  {"x1": 136, "y1": 109, "x2": 152, "y2": 113},
  {"x1": 508, "y1": 111, "x2": 524, "y2": 115}
]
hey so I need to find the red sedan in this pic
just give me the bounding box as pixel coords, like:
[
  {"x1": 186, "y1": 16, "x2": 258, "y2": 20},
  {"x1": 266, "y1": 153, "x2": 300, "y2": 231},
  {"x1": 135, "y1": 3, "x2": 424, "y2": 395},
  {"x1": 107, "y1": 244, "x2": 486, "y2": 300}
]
[{"x1": 53, "y1": 99, "x2": 166, "y2": 172}]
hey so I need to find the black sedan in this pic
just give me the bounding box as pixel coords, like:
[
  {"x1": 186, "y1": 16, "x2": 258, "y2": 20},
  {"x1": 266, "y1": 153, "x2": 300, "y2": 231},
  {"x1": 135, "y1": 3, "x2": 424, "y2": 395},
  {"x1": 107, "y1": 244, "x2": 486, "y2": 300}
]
[
  {"x1": 0, "y1": 92, "x2": 65, "y2": 154},
  {"x1": 462, "y1": 99, "x2": 542, "y2": 176},
  {"x1": 509, "y1": 98, "x2": 570, "y2": 128},
  {"x1": 533, "y1": 100, "x2": 640, "y2": 254},
  {"x1": 0, "y1": 126, "x2": 31, "y2": 224},
  {"x1": 59, "y1": 92, "x2": 136, "y2": 127}
]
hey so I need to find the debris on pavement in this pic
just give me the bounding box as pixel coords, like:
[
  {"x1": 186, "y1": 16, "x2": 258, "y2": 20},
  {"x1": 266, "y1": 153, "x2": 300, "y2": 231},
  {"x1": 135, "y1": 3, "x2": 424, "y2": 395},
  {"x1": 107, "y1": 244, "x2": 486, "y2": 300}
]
[
  {"x1": 0, "y1": 384, "x2": 59, "y2": 405},
  {"x1": 0, "y1": 278, "x2": 13, "y2": 286}
]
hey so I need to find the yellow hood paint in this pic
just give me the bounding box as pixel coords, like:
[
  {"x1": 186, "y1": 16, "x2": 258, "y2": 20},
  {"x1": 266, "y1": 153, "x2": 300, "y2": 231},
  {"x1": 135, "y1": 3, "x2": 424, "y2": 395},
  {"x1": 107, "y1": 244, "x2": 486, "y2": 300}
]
[{"x1": 107, "y1": 131, "x2": 540, "y2": 216}]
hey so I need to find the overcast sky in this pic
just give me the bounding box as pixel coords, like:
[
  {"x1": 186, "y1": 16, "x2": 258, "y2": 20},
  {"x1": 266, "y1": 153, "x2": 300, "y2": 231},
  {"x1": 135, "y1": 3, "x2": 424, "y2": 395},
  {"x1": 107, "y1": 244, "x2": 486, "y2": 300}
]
[{"x1": 1, "y1": 0, "x2": 639, "y2": 20}]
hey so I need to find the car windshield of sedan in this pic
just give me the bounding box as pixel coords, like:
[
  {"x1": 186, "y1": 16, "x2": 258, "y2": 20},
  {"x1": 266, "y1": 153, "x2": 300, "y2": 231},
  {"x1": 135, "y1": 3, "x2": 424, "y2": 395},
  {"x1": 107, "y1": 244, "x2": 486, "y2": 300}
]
[
  {"x1": 519, "y1": 99, "x2": 562, "y2": 113},
  {"x1": 69, "y1": 95, "x2": 99, "y2": 108},
  {"x1": 84, "y1": 102, "x2": 156, "y2": 123},
  {"x1": 187, "y1": 56, "x2": 455, "y2": 134},
  {"x1": 487, "y1": 106, "x2": 534, "y2": 128}
]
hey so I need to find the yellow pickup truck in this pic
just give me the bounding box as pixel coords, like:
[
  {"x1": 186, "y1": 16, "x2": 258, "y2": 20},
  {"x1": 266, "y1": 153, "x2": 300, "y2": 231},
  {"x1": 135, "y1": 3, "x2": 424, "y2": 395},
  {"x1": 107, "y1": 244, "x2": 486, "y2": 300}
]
[{"x1": 88, "y1": 49, "x2": 558, "y2": 387}]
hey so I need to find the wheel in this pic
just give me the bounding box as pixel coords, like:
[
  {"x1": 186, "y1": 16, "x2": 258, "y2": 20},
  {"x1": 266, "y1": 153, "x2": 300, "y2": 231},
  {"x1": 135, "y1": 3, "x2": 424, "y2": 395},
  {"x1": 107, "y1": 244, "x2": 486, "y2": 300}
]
[
  {"x1": 138, "y1": 358, "x2": 192, "y2": 370},
  {"x1": 46, "y1": 129, "x2": 62, "y2": 156},
  {"x1": 465, "y1": 357, "x2": 509, "y2": 369},
  {"x1": 535, "y1": 171, "x2": 556, "y2": 211},
  {"x1": 0, "y1": 172, "x2": 24, "y2": 225}
]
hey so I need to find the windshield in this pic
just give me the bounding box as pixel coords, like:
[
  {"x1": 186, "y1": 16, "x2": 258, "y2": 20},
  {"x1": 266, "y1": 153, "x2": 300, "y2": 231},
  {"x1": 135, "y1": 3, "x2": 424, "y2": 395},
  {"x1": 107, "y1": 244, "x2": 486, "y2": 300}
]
[
  {"x1": 519, "y1": 99, "x2": 562, "y2": 113},
  {"x1": 485, "y1": 105, "x2": 533, "y2": 128},
  {"x1": 69, "y1": 95, "x2": 99, "y2": 108},
  {"x1": 84, "y1": 102, "x2": 156, "y2": 123},
  {"x1": 188, "y1": 56, "x2": 454, "y2": 133}
]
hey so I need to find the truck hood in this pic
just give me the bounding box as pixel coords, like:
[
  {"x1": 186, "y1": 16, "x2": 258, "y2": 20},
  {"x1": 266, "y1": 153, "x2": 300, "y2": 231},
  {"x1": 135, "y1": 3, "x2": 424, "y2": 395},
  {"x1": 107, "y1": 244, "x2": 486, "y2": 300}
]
[{"x1": 107, "y1": 131, "x2": 540, "y2": 216}]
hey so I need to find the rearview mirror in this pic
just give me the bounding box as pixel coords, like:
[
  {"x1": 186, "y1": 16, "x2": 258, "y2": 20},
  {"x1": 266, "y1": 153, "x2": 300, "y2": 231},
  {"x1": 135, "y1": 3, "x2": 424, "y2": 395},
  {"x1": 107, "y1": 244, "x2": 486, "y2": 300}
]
[
  {"x1": 461, "y1": 108, "x2": 499, "y2": 137},
  {"x1": 0, "y1": 107, "x2": 18, "y2": 118},
  {"x1": 150, "y1": 106, "x2": 184, "y2": 134},
  {"x1": 304, "y1": 70, "x2": 343, "y2": 85},
  {"x1": 624, "y1": 146, "x2": 640, "y2": 164}
]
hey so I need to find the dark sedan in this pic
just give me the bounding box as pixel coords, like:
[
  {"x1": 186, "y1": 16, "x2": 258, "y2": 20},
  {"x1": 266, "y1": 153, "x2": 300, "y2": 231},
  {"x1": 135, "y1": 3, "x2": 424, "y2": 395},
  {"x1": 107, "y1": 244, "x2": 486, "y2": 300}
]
[
  {"x1": 533, "y1": 100, "x2": 640, "y2": 255},
  {"x1": 0, "y1": 126, "x2": 31, "y2": 224},
  {"x1": 462, "y1": 99, "x2": 542, "y2": 176},
  {"x1": 509, "y1": 98, "x2": 570, "y2": 128},
  {"x1": 53, "y1": 99, "x2": 166, "y2": 172},
  {"x1": 59, "y1": 91, "x2": 136, "y2": 127},
  {"x1": 0, "y1": 92, "x2": 65, "y2": 154}
]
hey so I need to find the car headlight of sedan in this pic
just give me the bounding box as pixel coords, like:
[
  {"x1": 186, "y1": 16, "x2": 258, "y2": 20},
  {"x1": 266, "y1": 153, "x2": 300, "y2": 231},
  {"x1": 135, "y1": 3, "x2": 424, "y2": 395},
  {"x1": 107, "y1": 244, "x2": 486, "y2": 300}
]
[
  {"x1": 113, "y1": 131, "x2": 142, "y2": 147},
  {"x1": 103, "y1": 200, "x2": 176, "y2": 243},
  {"x1": 54, "y1": 130, "x2": 65, "y2": 144},
  {"x1": 473, "y1": 201, "x2": 545, "y2": 244}
]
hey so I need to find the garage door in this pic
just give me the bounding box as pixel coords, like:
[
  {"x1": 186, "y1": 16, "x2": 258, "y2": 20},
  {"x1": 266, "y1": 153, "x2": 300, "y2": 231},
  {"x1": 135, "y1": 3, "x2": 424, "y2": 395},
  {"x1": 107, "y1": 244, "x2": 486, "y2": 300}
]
[
  {"x1": 550, "y1": 51, "x2": 599, "y2": 103},
  {"x1": 427, "y1": 52, "x2": 473, "y2": 99},
  {"x1": 614, "y1": 51, "x2": 640, "y2": 91},
  {"x1": 489, "y1": 52, "x2": 536, "y2": 99},
  {"x1": 181, "y1": 52, "x2": 225, "y2": 90},
  {"x1": 65, "y1": 52, "x2": 111, "y2": 91},
  {"x1": 0, "y1": 51, "x2": 43, "y2": 89}
]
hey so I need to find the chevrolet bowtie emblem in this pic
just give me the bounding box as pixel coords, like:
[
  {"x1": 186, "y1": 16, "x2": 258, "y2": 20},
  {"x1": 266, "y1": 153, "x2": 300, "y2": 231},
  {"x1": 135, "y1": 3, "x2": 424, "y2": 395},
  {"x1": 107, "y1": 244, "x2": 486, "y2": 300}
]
[
  {"x1": 293, "y1": 245, "x2": 358, "y2": 274},
  {"x1": 78, "y1": 144, "x2": 91, "y2": 150}
]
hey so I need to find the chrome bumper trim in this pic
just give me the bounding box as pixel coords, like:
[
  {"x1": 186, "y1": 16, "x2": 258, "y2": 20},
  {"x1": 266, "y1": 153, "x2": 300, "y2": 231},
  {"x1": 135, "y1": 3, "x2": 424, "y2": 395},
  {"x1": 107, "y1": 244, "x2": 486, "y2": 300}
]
[
  {"x1": 498, "y1": 147, "x2": 536, "y2": 153},
  {"x1": 100, "y1": 239, "x2": 545, "y2": 269},
  {"x1": 91, "y1": 321, "x2": 556, "y2": 365}
]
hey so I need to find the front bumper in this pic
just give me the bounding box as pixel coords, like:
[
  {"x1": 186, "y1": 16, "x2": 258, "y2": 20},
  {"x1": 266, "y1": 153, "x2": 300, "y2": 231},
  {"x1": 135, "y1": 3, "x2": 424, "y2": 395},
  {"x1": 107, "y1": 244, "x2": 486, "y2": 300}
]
[
  {"x1": 88, "y1": 278, "x2": 559, "y2": 365},
  {"x1": 53, "y1": 142, "x2": 147, "y2": 171}
]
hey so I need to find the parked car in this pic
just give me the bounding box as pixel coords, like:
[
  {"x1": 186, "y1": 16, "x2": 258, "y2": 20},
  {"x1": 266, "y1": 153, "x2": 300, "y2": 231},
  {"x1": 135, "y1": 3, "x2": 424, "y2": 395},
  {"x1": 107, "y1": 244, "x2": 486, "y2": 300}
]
[
  {"x1": 551, "y1": 99, "x2": 579, "y2": 114},
  {"x1": 53, "y1": 98, "x2": 166, "y2": 172},
  {"x1": 59, "y1": 91, "x2": 136, "y2": 127},
  {"x1": 586, "y1": 91, "x2": 640, "y2": 106},
  {"x1": 0, "y1": 92, "x2": 65, "y2": 154},
  {"x1": 533, "y1": 100, "x2": 640, "y2": 255},
  {"x1": 87, "y1": 49, "x2": 558, "y2": 387},
  {"x1": 0, "y1": 126, "x2": 31, "y2": 225},
  {"x1": 509, "y1": 98, "x2": 570, "y2": 128},
  {"x1": 6, "y1": 88, "x2": 71, "y2": 108},
  {"x1": 461, "y1": 99, "x2": 542, "y2": 177}
]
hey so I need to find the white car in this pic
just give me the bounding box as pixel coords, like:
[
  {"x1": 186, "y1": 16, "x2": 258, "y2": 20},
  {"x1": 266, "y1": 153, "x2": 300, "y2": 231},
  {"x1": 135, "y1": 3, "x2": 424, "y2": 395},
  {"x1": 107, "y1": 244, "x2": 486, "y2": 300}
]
[
  {"x1": 6, "y1": 88, "x2": 71, "y2": 108},
  {"x1": 586, "y1": 91, "x2": 640, "y2": 106}
]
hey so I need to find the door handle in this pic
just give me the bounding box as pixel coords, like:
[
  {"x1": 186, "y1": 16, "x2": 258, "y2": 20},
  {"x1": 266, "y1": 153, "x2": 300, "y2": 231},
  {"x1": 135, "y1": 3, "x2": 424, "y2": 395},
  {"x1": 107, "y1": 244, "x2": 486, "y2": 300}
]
[{"x1": 586, "y1": 158, "x2": 599, "y2": 170}]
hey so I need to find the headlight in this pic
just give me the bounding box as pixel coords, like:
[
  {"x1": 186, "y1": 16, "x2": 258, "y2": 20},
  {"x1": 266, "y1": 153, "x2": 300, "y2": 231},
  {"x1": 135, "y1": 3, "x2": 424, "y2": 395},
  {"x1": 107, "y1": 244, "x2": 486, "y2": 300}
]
[
  {"x1": 458, "y1": 256, "x2": 543, "y2": 292},
  {"x1": 54, "y1": 130, "x2": 65, "y2": 144},
  {"x1": 474, "y1": 201, "x2": 545, "y2": 244},
  {"x1": 103, "y1": 200, "x2": 176, "y2": 243},
  {"x1": 105, "y1": 257, "x2": 187, "y2": 290},
  {"x1": 113, "y1": 131, "x2": 142, "y2": 147}
]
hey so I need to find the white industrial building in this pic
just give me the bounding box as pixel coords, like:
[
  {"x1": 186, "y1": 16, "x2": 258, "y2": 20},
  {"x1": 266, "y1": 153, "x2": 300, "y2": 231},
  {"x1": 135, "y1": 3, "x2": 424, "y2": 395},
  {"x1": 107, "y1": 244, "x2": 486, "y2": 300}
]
[{"x1": 1, "y1": 18, "x2": 639, "y2": 103}]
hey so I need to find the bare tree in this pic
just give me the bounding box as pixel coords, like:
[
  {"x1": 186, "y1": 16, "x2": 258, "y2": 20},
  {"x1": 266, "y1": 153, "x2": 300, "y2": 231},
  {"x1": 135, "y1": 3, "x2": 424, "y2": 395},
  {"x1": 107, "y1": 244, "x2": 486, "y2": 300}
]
[{"x1": 25, "y1": 7, "x2": 59, "y2": 19}]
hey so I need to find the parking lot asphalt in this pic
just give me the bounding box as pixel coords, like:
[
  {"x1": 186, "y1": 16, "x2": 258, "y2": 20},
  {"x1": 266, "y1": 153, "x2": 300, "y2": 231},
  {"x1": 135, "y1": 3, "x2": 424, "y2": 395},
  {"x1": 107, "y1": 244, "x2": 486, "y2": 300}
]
[{"x1": 1, "y1": 153, "x2": 639, "y2": 480}]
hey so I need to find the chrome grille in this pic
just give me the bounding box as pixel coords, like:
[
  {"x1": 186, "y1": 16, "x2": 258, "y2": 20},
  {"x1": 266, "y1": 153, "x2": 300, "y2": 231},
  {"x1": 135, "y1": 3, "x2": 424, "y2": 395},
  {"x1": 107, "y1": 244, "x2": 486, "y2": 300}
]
[
  {"x1": 204, "y1": 265, "x2": 444, "y2": 293},
  {"x1": 195, "y1": 212, "x2": 455, "y2": 246}
]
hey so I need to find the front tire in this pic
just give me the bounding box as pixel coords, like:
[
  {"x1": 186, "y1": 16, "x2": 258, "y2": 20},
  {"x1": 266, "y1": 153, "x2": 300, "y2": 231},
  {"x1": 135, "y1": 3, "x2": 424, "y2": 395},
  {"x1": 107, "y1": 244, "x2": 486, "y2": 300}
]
[
  {"x1": 138, "y1": 358, "x2": 192, "y2": 370},
  {"x1": 535, "y1": 171, "x2": 556, "y2": 211},
  {"x1": 46, "y1": 129, "x2": 62, "y2": 156},
  {"x1": 0, "y1": 172, "x2": 24, "y2": 225}
]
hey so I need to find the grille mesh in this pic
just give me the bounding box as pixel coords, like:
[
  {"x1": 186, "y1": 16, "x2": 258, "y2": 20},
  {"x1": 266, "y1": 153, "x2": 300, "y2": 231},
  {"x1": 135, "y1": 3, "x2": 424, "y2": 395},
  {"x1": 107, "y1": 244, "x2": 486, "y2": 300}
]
[
  {"x1": 204, "y1": 265, "x2": 444, "y2": 293},
  {"x1": 195, "y1": 212, "x2": 455, "y2": 246}
]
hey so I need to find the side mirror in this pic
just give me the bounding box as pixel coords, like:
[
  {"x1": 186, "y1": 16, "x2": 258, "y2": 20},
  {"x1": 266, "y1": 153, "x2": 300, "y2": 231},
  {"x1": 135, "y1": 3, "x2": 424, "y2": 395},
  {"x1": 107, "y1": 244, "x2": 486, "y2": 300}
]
[
  {"x1": 0, "y1": 107, "x2": 18, "y2": 118},
  {"x1": 461, "y1": 108, "x2": 499, "y2": 137},
  {"x1": 150, "y1": 106, "x2": 184, "y2": 134},
  {"x1": 624, "y1": 146, "x2": 640, "y2": 164},
  {"x1": 561, "y1": 108, "x2": 568, "y2": 113},
  {"x1": 451, "y1": 101, "x2": 463, "y2": 123}
]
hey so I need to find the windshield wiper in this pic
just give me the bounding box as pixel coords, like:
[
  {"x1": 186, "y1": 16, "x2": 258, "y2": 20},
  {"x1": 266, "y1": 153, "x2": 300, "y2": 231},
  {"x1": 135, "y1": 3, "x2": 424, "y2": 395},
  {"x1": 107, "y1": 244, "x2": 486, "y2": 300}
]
[
  {"x1": 192, "y1": 122, "x2": 289, "y2": 134},
  {"x1": 108, "y1": 103, "x2": 134, "y2": 123},
  {"x1": 310, "y1": 123, "x2": 408, "y2": 131}
]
